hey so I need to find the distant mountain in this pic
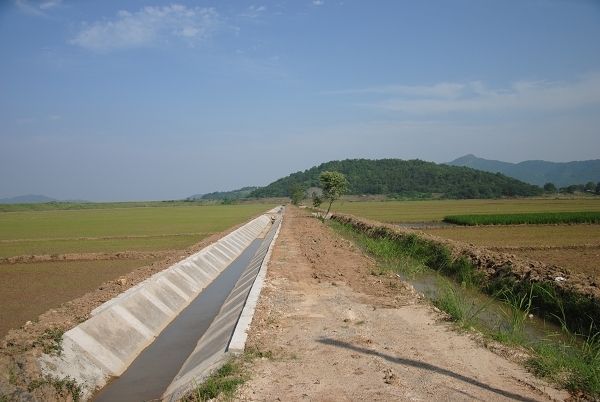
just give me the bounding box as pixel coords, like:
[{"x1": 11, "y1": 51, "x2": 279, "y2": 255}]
[
  {"x1": 447, "y1": 154, "x2": 600, "y2": 187},
  {"x1": 187, "y1": 186, "x2": 259, "y2": 201},
  {"x1": 250, "y1": 159, "x2": 542, "y2": 199},
  {"x1": 0, "y1": 194, "x2": 57, "y2": 204}
]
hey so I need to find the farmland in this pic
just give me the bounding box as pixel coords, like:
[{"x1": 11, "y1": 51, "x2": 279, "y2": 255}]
[
  {"x1": 0, "y1": 203, "x2": 273, "y2": 337},
  {"x1": 333, "y1": 198, "x2": 600, "y2": 281},
  {"x1": 334, "y1": 198, "x2": 600, "y2": 222}
]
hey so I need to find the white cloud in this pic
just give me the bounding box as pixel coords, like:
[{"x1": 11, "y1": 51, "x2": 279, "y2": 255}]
[
  {"x1": 312, "y1": 0, "x2": 325, "y2": 6},
  {"x1": 239, "y1": 5, "x2": 266, "y2": 19},
  {"x1": 70, "y1": 4, "x2": 220, "y2": 52},
  {"x1": 15, "y1": 0, "x2": 62, "y2": 16},
  {"x1": 332, "y1": 73, "x2": 600, "y2": 115}
]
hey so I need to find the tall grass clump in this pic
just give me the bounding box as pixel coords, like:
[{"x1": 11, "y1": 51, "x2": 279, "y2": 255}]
[
  {"x1": 187, "y1": 361, "x2": 245, "y2": 401},
  {"x1": 528, "y1": 329, "x2": 600, "y2": 398},
  {"x1": 329, "y1": 221, "x2": 427, "y2": 276},
  {"x1": 494, "y1": 286, "x2": 534, "y2": 344},
  {"x1": 444, "y1": 211, "x2": 600, "y2": 226}
]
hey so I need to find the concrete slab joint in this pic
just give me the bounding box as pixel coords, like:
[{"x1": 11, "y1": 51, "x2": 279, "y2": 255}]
[{"x1": 38, "y1": 211, "x2": 277, "y2": 400}]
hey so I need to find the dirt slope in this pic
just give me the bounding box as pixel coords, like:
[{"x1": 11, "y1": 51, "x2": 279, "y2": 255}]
[{"x1": 238, "y1": 207, "x2": 568, "y2": 401}]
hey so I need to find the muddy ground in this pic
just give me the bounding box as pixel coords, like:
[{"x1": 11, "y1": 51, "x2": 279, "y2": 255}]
[{"x1": 238, "y1": 207, "x2": 568, "y2": 401}]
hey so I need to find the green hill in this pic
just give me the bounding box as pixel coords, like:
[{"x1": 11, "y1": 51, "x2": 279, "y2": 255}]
[
  {"x1": 448, "y1": 154, "x2": 600, "y2": 187},
  {"x1": 187, "y1": 186, "x2": 259, "y2": 201},
  {"x1": 250, "y1": 159, "x2": 542, "y2": 199}
]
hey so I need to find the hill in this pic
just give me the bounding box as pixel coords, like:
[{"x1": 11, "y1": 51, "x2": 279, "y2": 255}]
[
  {"x1": 448, "y1": 154, "x2": 600, "y2": 187},
  {"x1": 0, "y1": 194, "x2": 57, "y2": 204},
  {"x1": 250, "y1": 159, "x2": 542, "y2": 199},
  {"x1": 187, "y1": 186, "x2": 259, "y2": 201}
]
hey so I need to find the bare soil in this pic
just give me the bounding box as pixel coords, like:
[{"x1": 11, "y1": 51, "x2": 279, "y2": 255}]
[
  {"x1": 422, "y1": 225, "x2": 600, "y2": 281},
  {"x1": 238, "y1": 207, "x2": 568, "y2": 401},
  {"x1": 503, "y1": 247, "x2": 600, "y2": 281}
]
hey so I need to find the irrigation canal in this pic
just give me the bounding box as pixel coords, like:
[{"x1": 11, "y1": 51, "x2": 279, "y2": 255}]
[{"x1": 93, "y1": 215, "x2": 280, "y2": 401}]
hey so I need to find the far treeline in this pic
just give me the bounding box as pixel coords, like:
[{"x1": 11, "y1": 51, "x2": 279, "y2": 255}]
[{"x1": 250, "y1": 159, "x2": 543, "y2": 199}]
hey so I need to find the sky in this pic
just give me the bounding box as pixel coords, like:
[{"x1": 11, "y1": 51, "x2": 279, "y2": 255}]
[{"x1": 1, "y1": 0, "x2": 600, "y2": 201}]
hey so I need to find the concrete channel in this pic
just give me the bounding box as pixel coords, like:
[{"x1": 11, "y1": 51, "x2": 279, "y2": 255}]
[{"x1": 39, "y1": 207, "x2": 283, "y2": 401}]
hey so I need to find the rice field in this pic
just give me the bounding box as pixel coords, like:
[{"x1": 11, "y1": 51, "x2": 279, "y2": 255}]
[
  {"x1": 0, "y1": 203, "x2": 274, "y2": 337},
  {"x1": 333, "y1": 198, "x2": 600, "y2": 223},
  {"x1": 443, "y1": 211, "x2": 600, "y2": 225},
  {"x1": 333, "y1": 198, "x2": 600, "y2": 281}
]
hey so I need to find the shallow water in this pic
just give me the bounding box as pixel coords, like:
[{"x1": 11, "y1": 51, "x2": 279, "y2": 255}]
[
  {"x1": 395, "y1": 269, "x2": 567, "y2": 344},
  {"x1": 93, "y1": 239, "x2": 262, "y2": 402}
]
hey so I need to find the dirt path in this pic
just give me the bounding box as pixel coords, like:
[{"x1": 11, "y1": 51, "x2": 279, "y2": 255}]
[{"x1": 238, "y1": 207, "x2": 568, "y2": 401}]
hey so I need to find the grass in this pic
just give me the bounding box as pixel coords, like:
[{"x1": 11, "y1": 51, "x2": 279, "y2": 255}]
[
  {"x1": 331, "y1": 220, "x2": 427, "y2": 277},
  {"x1": 35, "y1": 328, "x2": 65, "y2": 355},
  {"x1": 329, "y1": 216, "x2": 600, "y2": 398},
  {"x1": 189, "y1": 361, "x2": 245, "y2": 401},
  {"x1": 331, "y1": 221, "x2": 483, "y2": 286},
  {"x1": 528, "y1": 328, "x2": 600, "y2": 397},
  {"x1": 27, "y1": 375, "x2": 82, "y2": 401},
  {"x1": 333, "y1": 198, "x2": 600, "y2": 223},
  {"x1": 444, "y1": 211, "x2": 600, "y2": 225}
]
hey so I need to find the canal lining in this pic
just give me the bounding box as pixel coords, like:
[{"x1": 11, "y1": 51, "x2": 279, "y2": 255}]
[{"x1": 38, "y1": 207, "x2": 282, "y2": 400}]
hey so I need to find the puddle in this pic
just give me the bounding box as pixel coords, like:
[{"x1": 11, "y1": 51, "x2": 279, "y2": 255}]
[{"x1": 93, "y1": 239, "x2": 262, "y2": 402}]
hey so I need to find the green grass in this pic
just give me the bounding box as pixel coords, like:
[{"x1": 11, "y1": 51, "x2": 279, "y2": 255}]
[
  {"x1": 188, "y1": 360, "x2": 245, "y2": 401},
  {"x1": 330, "y1": 221, "x2": 483, "y2": 286},
  {"x1": 333, "y1": 198, "x2": 600, "y2": 222},
  {"x1": 329, "y1": 216, "x2": 600, "y2": 398},
  {"x1": 0, "y1": 204, "x2": 272, "y2": 257},
  {"x1": 27, "y1": 375, "x2": 81, "y2": 401},
  {"x1": 331, "y1": 220, "x2": 427, "y2": 277},
  {"x1": 444, "y1": 211, "x2": 600, "y2": 225},
  {"x1": 528, "y1": 331, "x2": 600, "y2": 397}
]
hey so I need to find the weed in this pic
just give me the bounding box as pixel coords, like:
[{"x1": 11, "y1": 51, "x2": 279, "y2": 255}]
[
  {"x1": 495, "y1": 286, "x2": 534, "y2": 343},
  {"x1": 8, "y1": 366, "x2": 17, "y2": 385},
  {"x1": 187, "y1": 360, "x2": 245, "y2": 401},
  {"x1": 35, "y1": 327, "x2": 64, "y2": 355},
  {"x1": 528, "y1": 330, "x2": 600, "y2": 398},
  {"x1": 243, "y1": 347, "x2": 274, "y2": 360},
  {"x1": 27, "y1": 376, "x2": 81, "y2": 401}
]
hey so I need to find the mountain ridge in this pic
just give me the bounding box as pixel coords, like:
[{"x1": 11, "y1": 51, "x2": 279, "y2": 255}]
[
  {"x1": 447, "y1": 155, "x2": 600, "y2": 187},
  {"x1": 250, "y1": 158, "x2": 542, "y2": 199}
]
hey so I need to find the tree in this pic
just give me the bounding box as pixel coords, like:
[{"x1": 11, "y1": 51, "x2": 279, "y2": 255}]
[
  {"x1": 596, "y1": 182, "x2": 600, "y2": 195},
  {"x1": 543, "y1": 182, "x2": 557, "y2": 193},
  {"x1": 584, "y1": 181, "x2": 596, "y2": 192},
  {"x1": 290, "y1": 184, "x2": 305, "y2": 205},
  {"x1": 319, "y1": 171, "x2": 348, "y2": 217},
  {"x1": 311, "y1": 192, "x2": 322, "y2": 208}
]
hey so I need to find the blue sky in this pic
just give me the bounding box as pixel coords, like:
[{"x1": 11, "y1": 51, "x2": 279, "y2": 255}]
[{"x1": 1, "y1": 0, "x2": 599, "y2": 201}]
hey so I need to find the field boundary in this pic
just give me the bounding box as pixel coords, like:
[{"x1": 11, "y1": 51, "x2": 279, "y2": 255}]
[
  {"x1": 0, "y1": 251, "x2": 175, "y2": 264},
  {"x1": 331, "y1": 212, "x2": 600, "y2": 335}
]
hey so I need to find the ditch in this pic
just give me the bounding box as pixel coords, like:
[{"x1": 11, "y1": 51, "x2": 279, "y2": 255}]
[{"x1": 329, "y1": 218, "x2": 600, "y2": 399}]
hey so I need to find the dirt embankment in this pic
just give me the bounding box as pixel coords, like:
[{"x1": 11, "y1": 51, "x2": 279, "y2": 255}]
[
  {"x1": 237, "y1": 207, "x2": 567, "y2": 401},
  {"x1": 0, "y1": 216, "x2": 261, "y2": 401},
  {"x1": 0, "y1": 251, "x2": 175, "y2": 265}
]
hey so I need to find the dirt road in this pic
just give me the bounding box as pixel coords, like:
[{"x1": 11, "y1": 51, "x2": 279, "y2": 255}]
[{"x1": 238, "y1": 207, "x2": 568, "y2": 401}]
